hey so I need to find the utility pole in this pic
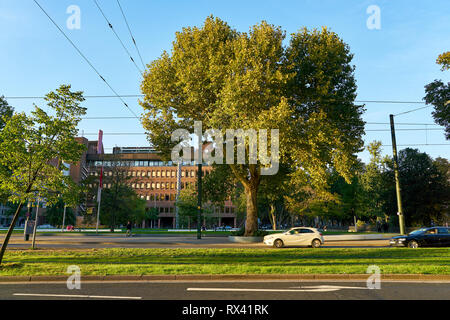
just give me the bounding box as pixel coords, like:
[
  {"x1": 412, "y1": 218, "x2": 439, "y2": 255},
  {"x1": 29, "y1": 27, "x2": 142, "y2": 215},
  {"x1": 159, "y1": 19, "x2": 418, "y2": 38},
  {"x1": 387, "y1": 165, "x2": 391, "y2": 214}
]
[
  {"x1": 389, "y1": 114, "x2": 406, "y2": 235},
  {"x1": 197, "y1": 161, "x2": 202, "y2": 239},
  {"x1": 23, "y1": 202, "x2": 32, "y2": 241},
  {"x1": 175, "y1": 162, "x2": 182, "y2": 229},
  {"x1": 61, "y1": 204, "x2": 67, "y2": 232},
  {"x1": 31, "y1": 194, "x2": 41, "y2": 250}
]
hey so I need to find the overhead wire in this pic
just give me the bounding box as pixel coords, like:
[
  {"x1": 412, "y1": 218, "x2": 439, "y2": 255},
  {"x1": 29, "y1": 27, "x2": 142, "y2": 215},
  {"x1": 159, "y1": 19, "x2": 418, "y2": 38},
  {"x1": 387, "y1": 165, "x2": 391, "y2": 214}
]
[
  {"x1": 32, "y1": 0, "x2": 140, "y2": 119},
  {"x1": 93, "y1": 0, "x2": 143, "y2": 77}
]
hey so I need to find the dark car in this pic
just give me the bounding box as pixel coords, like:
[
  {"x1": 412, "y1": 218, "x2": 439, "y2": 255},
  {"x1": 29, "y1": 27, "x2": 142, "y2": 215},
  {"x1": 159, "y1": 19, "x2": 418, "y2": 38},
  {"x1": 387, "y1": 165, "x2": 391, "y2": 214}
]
[{"x1": 390, "y1": 227, "x2": 450, "y2": 248}]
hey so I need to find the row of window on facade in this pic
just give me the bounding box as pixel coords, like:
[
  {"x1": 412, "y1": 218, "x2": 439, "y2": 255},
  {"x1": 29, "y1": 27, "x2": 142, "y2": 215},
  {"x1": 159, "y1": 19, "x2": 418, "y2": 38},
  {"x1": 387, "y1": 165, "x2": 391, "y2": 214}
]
[
  {"x1": 88, "y1": 160, "x2": 207, "y2": 167},
  {"x1": 89, "y1": 181, "x2": 196, "y2": 191},
  {"x1": 148, "y1": 206, "x2": 235, "y2": 214},
  {"x1": 89, "y1": 169, "x2": 209, "y2": 178}
]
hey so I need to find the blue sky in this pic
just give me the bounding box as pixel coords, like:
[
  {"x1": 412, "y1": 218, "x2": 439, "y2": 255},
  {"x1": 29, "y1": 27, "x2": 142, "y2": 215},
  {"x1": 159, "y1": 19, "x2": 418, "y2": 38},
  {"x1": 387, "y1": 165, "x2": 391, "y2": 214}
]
[{"x1": 0, "y1": 0, "x2": 449, "y2": 163}]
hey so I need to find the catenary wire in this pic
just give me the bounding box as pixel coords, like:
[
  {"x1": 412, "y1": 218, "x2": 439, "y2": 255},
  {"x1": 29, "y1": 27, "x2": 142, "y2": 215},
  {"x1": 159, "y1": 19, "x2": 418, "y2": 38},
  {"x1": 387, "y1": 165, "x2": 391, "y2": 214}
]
[{"x1": 32, "y1": 0, "x2": 140, "y2": 119}]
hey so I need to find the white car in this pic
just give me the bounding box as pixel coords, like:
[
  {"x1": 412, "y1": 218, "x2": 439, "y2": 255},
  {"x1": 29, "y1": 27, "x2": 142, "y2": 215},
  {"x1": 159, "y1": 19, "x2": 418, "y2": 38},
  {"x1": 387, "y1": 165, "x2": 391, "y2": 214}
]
[{"x1": 263, "y1": 227, "x2": 324, "y2": 248}]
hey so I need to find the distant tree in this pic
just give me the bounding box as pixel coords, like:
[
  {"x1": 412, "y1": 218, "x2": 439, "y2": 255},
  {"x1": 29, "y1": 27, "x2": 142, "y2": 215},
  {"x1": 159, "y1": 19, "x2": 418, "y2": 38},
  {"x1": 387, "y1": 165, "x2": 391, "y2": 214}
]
[
  {"x1": 100, "y1": 185, "x2": 145, "y2": 229},
  {"x1": 384, "y1": 148, "x2": 450, "y2": 226},
  {"x1": 0, "y1": 84, "x2": 87, "y2": 264},
  {"x1": 45, "y1": 198, "x2": 75, "y2": 227},
  {"x1": 424, "y1": 52, "x2": 450, "y2": 139},
  {"x1": 145, "y1": 207, "x2": 159, "y2": 228},
  {"x1": 176, "y1": 186, "x2": 213, "y2": 228},
  {"x1": 358, "y1": 141, "x2": 391, "y2": 221}
]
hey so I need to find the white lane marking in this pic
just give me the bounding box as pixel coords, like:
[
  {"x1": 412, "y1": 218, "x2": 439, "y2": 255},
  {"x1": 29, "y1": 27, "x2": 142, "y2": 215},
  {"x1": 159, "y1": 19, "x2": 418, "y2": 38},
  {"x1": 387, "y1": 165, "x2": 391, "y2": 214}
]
[
  {"x1": 290, "y1": 285, "x2": 369, "y2": 290},
  {"x1": 187, "y1": 288, "x2": 341, "y2": 293},
  {"x1": 13, "y1": 293, "x2": 142, "y2": 299},
  {"x1": 187, "y1": 285, "x2": 370, "y2": 293}
]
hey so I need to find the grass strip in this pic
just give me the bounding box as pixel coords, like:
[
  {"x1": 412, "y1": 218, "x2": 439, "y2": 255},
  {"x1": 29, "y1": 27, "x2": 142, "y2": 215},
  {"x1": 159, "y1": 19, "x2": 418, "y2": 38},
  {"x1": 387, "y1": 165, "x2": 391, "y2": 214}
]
[{"x1": 0, "y1": 248, "x2": 448, "y2": 276}]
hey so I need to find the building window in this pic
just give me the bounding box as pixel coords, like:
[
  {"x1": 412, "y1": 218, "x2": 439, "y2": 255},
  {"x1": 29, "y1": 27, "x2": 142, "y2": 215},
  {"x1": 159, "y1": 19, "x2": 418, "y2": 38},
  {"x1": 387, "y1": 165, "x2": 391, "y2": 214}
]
[
  {"x1": 137, "y1": 171, "x2": 141, "y2": 177},
  {"x1": 171, "y1": 171, "x2": 175, "y2": 177},
  {"x1": 181, "y1": 171, "x2": 185, "y2": 177},
  {"x1": 146, "y1": 195, "x2": 150, "y2": 200},
  {"x1": 132, "y1": 183, "x2": 136, "y2": 189},
  {"x1": 147, "y1": 183, "x2": 151, "y2": 189},
  {"x1": 141, "y1": 183, "x2": 145, "y2": 189},
  {"x1": 151, "y1": 182, "x2": 155, "y2": 189},
  {"x1": 156, "y1": 183, "x2": 160, "y2": 189},
  {"x1": 156, "y1": 171, "x2": 160, "y2": 177},
  {"x1": 170, "y1": 194, "x2": 175, "y2": 201}
]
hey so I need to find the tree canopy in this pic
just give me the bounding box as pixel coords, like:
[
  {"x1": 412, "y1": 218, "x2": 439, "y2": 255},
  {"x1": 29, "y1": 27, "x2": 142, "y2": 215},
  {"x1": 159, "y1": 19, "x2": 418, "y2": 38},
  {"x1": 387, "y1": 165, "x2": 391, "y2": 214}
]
[
  {"x1": 0, "y1": 85, "x2": 87, "y2": 264},
  {"x1": 424, "y1": 51, "x2": 450, "y2": 139},
  {"x1": 140, "y1": 16, "x2": 365, "y2": 235}
]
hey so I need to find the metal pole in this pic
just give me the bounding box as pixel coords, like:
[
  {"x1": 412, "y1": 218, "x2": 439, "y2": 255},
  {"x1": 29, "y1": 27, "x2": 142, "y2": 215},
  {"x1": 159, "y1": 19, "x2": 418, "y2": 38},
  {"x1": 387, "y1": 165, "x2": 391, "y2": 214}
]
[
  {"x1": 390, "y1": 114, "x2": 406, "y2": 235},
  {"x1": 62, "y1": 204, "x2": 67, "y2": 232},
  {"x1": 24, "y1": 202, "x2": 31, "y2": 241},
  {"x1": 31, "y1": 195, "x2": 41, "y2": 250},
  {"x1": 96, "y1": 190, "x2": 101, "y2": 234},
  {"x1": 197, "y1": 162, "x2": 202, "y2": 239},
  {"x1": 175, "y1": 161, "x2": 181, "y2": 229}
]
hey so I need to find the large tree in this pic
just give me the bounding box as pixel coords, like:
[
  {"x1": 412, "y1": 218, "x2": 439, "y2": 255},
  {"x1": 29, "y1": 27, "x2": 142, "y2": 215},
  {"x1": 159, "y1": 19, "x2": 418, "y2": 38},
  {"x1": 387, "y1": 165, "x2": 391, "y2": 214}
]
[
  {"x1": 0, "y1": 85, "x2": 86, "y2": 264},
  {"x1": 140, "y1": 17, "x2": 364, "y2": 235},
  {"x1": 424, "y1": 51, "x2": 450, "y2": 139}
]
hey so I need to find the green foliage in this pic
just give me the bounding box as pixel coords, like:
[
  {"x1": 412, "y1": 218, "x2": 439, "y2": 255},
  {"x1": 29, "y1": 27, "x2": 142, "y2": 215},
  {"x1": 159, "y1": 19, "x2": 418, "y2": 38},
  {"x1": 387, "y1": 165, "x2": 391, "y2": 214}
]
[
  {"x1": 45, "y1": 198, "x2": 75, "y2": 227},
  {"x1": 436, "y1": 51, "x2": 450, "y2": 71},
  {"x1": 0, "y1": 84, "x2": 87, "y2": 264},
  {"x1": 424, "y1": 52, "x2": 450, "y2": 139},
  {"x1": 141, "y1": 16, "x2": 365, "y2": 235},
  {"x1": 382, "y1": 148, "x2": 450, "y2": 226},
  {"x1": 0, "y1": 84, "x2": 87, "y2": 205},
  {"x1": 0, "y1": 96, "x2": 13, "y2": 131},
  {"x1": 100, "y1": 185, "x2": 145, "y2": 227},
  {"x1": 176, "y1": 186, "x2": 213, "y2": 227}
]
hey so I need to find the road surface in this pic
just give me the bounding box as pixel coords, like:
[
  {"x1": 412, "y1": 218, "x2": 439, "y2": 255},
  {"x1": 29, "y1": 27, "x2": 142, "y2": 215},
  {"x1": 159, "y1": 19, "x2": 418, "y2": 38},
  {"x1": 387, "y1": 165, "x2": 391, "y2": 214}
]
[
  {"x1": 0, "y1": 280, "x2": 448, "y2": 300},
  {"x1": 1, "y1": 234, "x2": 390, "y2": 249}
]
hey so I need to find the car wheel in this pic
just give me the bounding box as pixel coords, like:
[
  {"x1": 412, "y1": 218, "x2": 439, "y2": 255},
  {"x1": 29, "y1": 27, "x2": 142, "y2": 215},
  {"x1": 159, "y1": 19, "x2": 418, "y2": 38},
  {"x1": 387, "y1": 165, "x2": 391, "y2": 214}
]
[
  {"x1": 311, "y1": 239, "x2": 321, "y2": 248},
  {"x1": 274, "y1": 239, "x2": 284, "y2": 248},
  {"x1": 408, "y1": 240, "x2": 419, "y2": 248}
]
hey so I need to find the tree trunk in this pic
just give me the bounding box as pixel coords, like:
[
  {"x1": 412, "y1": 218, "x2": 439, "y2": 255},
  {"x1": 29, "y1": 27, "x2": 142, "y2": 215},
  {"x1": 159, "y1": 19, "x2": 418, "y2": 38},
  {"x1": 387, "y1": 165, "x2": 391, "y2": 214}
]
[
  {"x1": 244, "y1": 184, "x2": 258, "y2": 236},
  {"x1": 0, "y1": 202, "x2": 24, "y2": 265},
  {"x1": 269, "y1": 203, "x2": 277, "y2": 230}
]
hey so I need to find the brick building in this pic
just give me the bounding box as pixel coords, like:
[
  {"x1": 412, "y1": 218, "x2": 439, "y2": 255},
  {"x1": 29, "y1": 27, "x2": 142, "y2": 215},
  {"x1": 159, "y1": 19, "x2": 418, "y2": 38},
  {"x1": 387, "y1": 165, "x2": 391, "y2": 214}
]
[{"x1": 71, "y1": 138, "x2": 237, "y2": 229}]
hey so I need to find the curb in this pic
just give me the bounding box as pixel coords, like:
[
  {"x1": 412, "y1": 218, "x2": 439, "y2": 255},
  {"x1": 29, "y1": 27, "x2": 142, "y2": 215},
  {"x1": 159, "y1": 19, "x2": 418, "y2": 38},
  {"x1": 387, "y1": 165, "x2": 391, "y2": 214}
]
[{"x1": 1, "y1": 274, "x2": 449, "y2": 282}]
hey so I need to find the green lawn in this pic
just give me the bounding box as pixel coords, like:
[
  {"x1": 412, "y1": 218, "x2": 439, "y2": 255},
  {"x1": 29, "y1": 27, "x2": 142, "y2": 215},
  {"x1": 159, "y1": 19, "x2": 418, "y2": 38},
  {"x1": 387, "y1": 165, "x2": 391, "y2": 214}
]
[{"x1": 0, "y1": 248, "x2": 448, "y2": 276}]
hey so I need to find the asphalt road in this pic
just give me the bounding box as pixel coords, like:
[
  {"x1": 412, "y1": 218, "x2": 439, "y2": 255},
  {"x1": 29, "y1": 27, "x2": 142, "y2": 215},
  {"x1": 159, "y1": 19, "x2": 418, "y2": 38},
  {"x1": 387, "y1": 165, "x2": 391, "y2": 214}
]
[
  {"x1": 2, "y1": 234, "x2": 391, "y2": 249},
  {"x1": 1, "y1": 280, "x2": 449, "y2": 300}
]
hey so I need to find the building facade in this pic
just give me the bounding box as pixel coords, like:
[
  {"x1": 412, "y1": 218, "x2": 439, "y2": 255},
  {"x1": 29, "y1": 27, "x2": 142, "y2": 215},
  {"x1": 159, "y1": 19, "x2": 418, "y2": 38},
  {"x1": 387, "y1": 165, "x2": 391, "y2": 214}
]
[{"x1": 71, "y1": 138, "x2": 237, "y2": 229}]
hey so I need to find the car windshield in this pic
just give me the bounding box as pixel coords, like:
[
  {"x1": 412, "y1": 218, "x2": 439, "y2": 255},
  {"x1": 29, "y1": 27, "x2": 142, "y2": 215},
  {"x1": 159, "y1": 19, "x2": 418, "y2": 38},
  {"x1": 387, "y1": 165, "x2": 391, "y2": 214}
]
[{"x1": 408, "y1": 228, "x2": 427, "y2": 235}]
